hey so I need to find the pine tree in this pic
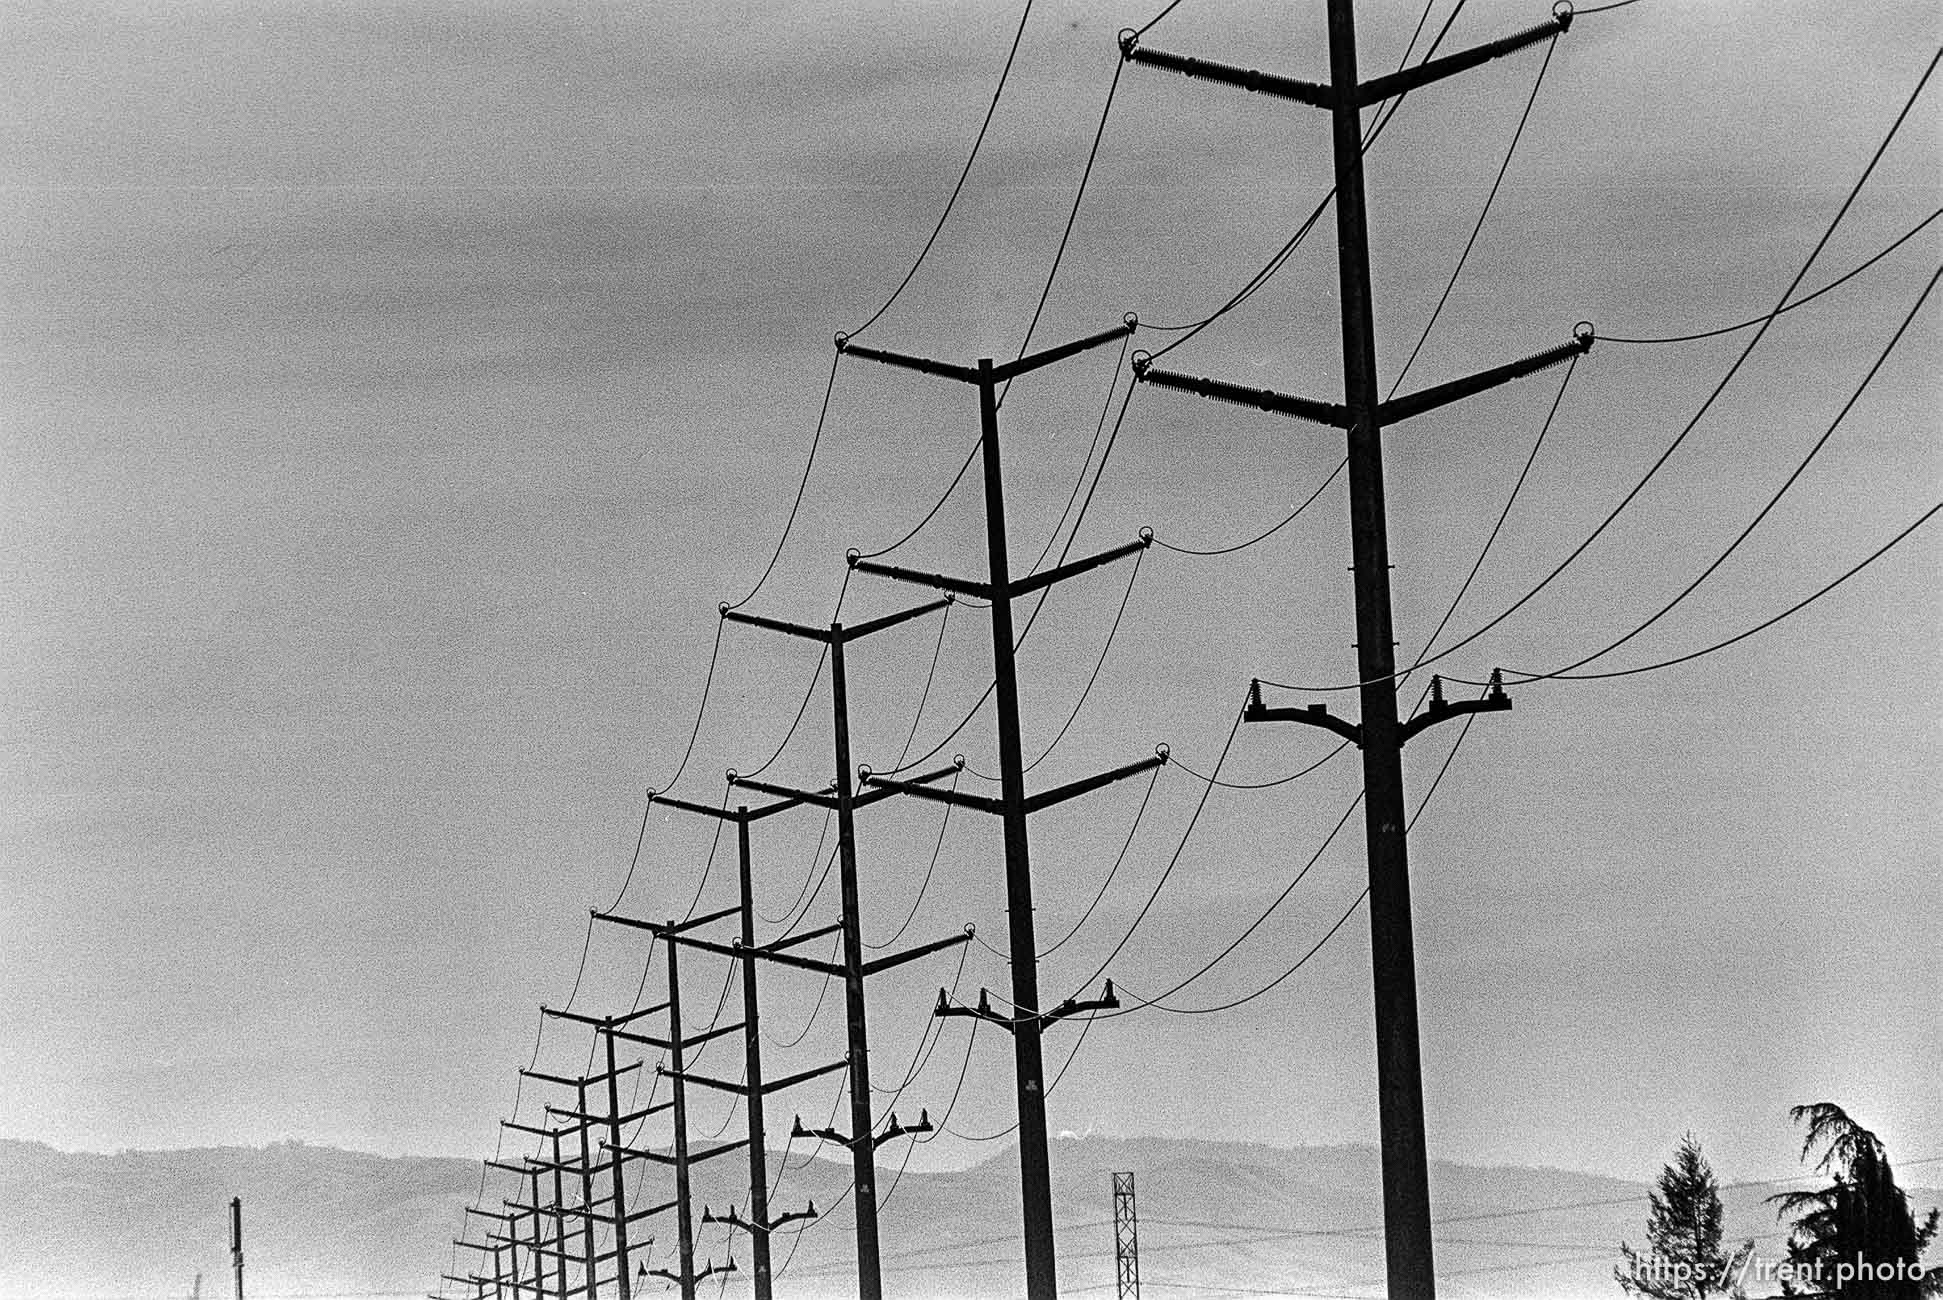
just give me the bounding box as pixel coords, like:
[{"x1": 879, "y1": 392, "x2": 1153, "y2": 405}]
[
  {"x1": 1768, "y1": 1103, "x2": 1941, "y2": 1299},
  {"x1": 1617, "y1": 1133, "x2": 1753, "y2": 1300}
]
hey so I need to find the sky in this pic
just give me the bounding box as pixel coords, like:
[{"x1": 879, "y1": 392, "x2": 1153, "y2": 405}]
[{"x1": 2, "y1": 0, "x2": 1938, "y2": 1223}]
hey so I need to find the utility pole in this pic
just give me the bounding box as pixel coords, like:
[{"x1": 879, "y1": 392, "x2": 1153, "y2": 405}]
[
  {"x1": 602, "y1": 792, "x2": 836, "y2": 1300},
  {"x1": 561, "y1": 918, "x2": 751, "y2": 1299},
  {"x1": 630, "y1": 597, "x2": 969, "y2": 1300},
  {"x1": 1112, "y1": 1173, "x2": 1139, "y2": 1300},
  {"x1": 525, "y1": 1020, "x2": 667, "y2": 1300},
  {"x1": 229, "y1": 1198, "x2": 244, "y2": 1300},
  {"x1": 840, "y1": 317, "x2": 1166, "y2": 1300},
  {"x1": 1118, "y1": 6, "x2": 1586, "y2": 1296},
  {"x1": 709, "y1": 595, "x2": 961, "y2": 1300},
  {"x1": 501, "y1": 1123, "x2": 576, "y2": 1300}
]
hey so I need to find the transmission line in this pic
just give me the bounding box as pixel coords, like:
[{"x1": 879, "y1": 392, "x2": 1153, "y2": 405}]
[{"x1": 1498, "y1": 260, "x2": 1938, "y2": 682}]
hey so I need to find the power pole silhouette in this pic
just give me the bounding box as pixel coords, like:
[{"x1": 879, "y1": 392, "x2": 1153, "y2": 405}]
[
  {"x1": 527, "y1": 1016, "x2": 668, "y2": 1300},
  {"x1": 501, "y1": 1122, "x2": 579, "y2": 1300},
  {"x1": 840, "y1": 317, "x2": 1163, "y2": 1299},
  {"x1": 668, "y1": 594, "x2": 971, "y2": 1300},
  {"x1": 229, "y1": 1197, "x2": 244, "y2": 1300},
  {"x1": 1119, "y1": 5, "x2": 1587, "y2": 1295},
  {"x1": 517, "y1": 1065, "x2": 634, "y2": 1297},
  {"x1": 598, "y1": 791, "x2": 835, "y2": 1300},
  {"x1": 604, "y1": 920, "x2": 748, "y2": 1299},
  {"x1": 1112, "y1": 1173, "x2": 1139, "y2": 1300},
  {"x1": 485, "y1": 1160, "x2": 547, "y2": 1300}
]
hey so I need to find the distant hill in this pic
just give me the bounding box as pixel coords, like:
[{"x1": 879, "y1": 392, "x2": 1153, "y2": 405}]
[{"x1": 1, "y1": 1135, "x2": 1935, "y2": 1299}]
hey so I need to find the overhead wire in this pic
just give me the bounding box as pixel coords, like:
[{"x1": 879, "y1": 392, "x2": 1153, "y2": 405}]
[
  {"x1": 722, "y1": 351, "x2": 843, "y2": 613},
  {"x1": 1602, "y1": 205, "x2": 1941, "y2": 344},
  {"x1": 1000, "y1": 57, "x2": 1127, "y2": 407},
  {"x1": 845, "y1": 0, "x2": 1037, "y2": 339},
  {"x1": 1399, "y1": 355, "x2": 1579, "y2": 682},
  {"x1": 868, "y1": 766, "x2": 962, "y2": 951},
  {"x1": 1036, "y1": 762, "x2": 1162, "y2": 958},
  {"x1": 1449, "y1": 499, "x2": 1942, "y2": 686},
  {"x1": 1021, "y1": 547, "x2": 1144, "y2": 771},
  {"x1": 1385, "y1": 30, "x2": 1561, "y2": 399},
  {"x1": 1494, "y1": 260, "x2": 1938, "y2": 682}
]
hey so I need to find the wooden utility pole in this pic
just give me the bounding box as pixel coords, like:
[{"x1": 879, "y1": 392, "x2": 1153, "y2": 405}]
[
  {"x1": 229, "y1": 1198, "x2": 244, "y2": 1300},
  {"x1": 693, "y1": 596, "x2": 972, "y2": 1300},
  {"x1": 602, "y1": 794, "x2": 837, "y2": 1300},
  {"x1": 1119, "y1": 3, "x2": 1585, "y2": 1294},
  {"x1": 843, "y1": 317, "x2": 1168, "y2": 1299}
]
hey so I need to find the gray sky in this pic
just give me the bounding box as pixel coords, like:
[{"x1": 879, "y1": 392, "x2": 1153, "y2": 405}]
[{"x1": 3, "y1": 0, "x2": 1937, "y2": 1200}]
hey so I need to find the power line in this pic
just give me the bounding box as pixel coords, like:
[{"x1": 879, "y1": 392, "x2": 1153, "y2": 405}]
[
  {"x1": 845, "y1": 0, "x2": 1037, "y2": 339},
  {"x1": 1603, "y1": 205, "x2": 1941, "y2": 344},
  {"x1": 1498, "y1": 259, "x2": 1938, "y2": 682}
]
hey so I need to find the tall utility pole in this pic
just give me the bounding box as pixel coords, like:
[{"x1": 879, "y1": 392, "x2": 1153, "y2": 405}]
[
  {"x1": 678, "y1": 596, "x2": 971, "y2": 1300},
  {"x1": 500, "y1": 1122, "x2": 576, "y2": 1300},
  {"x1": 1112, "y1": 1173, "x2": 1139, "y2": 1300},
  {"x1": 841, "y1": 317, "x2": 1165, "y2": 1300},
  {"x1": 598, "y1": 792, "x2": 837, "y2": 1300},
  {"x1": 1119, "y1": 5, "x2": 1585, "y2": 1296},
  {"x1": 519, "y1": 1065, "x2": 635, "y2": 1297},
  {"x1": 528, "y1": 1012, "x2": 670, "y2": 1300}
]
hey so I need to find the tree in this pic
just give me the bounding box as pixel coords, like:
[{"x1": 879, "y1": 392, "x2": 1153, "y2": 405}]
[
  {"x1": 1617, "y1": 1133, "x2": 1753, "y2": 1299},
  {"x1": 1769, "y1": 1102, "x2": 1941, "y2": 1298}
]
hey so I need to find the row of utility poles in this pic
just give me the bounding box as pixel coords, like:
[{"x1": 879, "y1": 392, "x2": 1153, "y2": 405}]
[{"x1": 445, "y1": 1, "x2": 1595, "y2": 1296}]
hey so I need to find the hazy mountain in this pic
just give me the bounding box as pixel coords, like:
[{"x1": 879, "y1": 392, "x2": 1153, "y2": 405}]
[{"x1": 2, "y1": 1135, "x2": 1934, "y2": 1299}]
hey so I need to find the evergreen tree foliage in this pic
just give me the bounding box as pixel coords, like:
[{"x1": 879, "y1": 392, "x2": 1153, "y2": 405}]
[
  {"x1": 1617, "y1": 1133, "x2": 1752, "y2": 1300},
  {"x1": 1769, "y1": 1102, "x2": 1941, "y2": 1298}
]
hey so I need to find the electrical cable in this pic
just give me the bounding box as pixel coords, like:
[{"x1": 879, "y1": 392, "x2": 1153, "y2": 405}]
[
  {"x1": 650, "y1": 617, "x2": 725, "y2": 795},
  {"x1": 1151, "y1": 457, "x2": 1346, "y2": 557},
  {"x1": 845, "y1": 0, "x2": 1036, "y2": 339},
  {"x1": 1036, "y1": 762, "x2": 1161, "y2": 957},
  {"x1": 1167, "y1": 740, "x2": 1348, "y2": 790},
  {"x1": 1067, "y1": 694, "x2": 1247, "y2": 996},
  {"x1": 885, "y1": 600, "x2": 953, "y2": 771},
  {"x1": 760, "y1": 807, "x2": 834, "y2": 926},
  {"x1": 1021, "y1": 546, "x2": 1143, "y2": 771},
  {"x1": 1386, "y1": 32, "x2": 1560, "y2": 400},
  {"x1": 1131, "y1": 0, "x2": 1189, "y2": 42},
  {"x1": 1260, "y1": 46, "x2": 1940, "y2": 694},
  {"x1": 1451, "y1": 499, "x2": 1942, "y2": 686},
  {"x1": 868, "y1": 767, "x2": 961, "y2": 950},
  {"x1": 1000, "y1": 57, "x2": 1125, "y2": 407},
  {"x1": 765, "y1": 937, "x2": 842, "y2": 1050},
  {"x1": 1113, "y1": 689, "x2": 1482, "y2": 1017},
  {"x1": 1401, "y1": 355, "x2": 1578, "y2": 683},
  {"x1": 1026, "y1": 336, "x2": 1132, "y2": 577},
  {"x1": 1603, "y1": 206, "x2": 1941, "y2": 344},
  {"x1": 853, "y1": 438, "x2": 980, "y2": 560},
  {"x1": 1496, "y1": 261, "x2": 1938, "y2": 683},
  {"x1": 723, "y1": 351, "x2": 842, "y2": 612},
  {"x1": 731, "y1": 568, "x2": 850, "y2": 781}
]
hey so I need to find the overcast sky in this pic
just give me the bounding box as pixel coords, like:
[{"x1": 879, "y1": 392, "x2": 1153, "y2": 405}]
[{"x1": 3, "y1": 0, "x2": 1937, "y2": 1216}]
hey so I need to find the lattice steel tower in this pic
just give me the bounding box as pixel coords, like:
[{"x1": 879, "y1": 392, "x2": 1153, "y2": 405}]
[{"x1": 1113, "y1": 1173, "x2": 1139, "y2": 1299}]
